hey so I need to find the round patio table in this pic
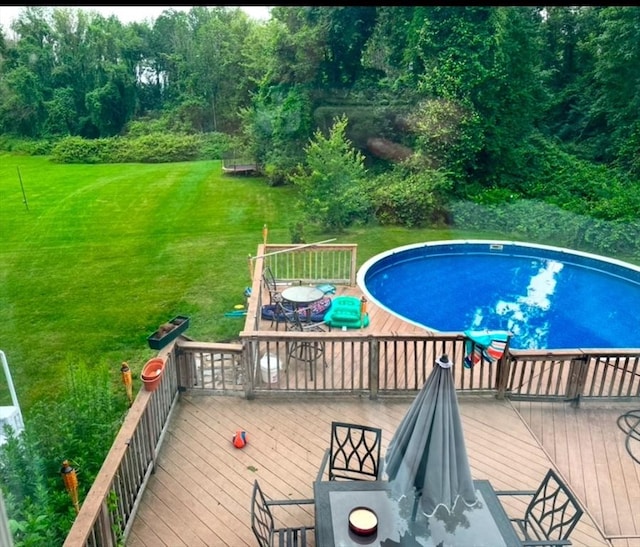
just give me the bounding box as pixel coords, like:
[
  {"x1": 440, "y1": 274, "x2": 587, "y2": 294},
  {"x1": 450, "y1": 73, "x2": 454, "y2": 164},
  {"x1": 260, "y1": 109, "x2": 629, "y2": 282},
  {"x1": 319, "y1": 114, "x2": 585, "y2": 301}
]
[{"x1": 281, "y1": 286, "x2": 324, "y2": 309}]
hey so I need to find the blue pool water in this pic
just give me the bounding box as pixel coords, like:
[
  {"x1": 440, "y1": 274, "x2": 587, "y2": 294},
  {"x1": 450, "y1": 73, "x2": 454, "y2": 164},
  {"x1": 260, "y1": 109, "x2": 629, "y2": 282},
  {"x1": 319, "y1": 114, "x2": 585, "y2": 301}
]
[{"x1": 357, "y1": 240, "x2": 640, "y2": 350}]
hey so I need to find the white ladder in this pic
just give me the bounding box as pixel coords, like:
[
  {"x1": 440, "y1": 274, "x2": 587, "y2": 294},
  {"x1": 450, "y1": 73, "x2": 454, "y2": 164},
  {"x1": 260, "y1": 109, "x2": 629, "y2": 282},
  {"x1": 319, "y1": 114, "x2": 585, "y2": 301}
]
[{"x1": 0, "y1": 350, "x2": 24, "y2": 446}]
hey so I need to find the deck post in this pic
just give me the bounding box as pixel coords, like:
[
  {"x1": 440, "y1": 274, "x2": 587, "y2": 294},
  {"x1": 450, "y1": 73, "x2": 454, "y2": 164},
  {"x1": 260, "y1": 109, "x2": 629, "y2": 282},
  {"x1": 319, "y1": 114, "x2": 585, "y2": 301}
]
[
  {"x1": 244, "y1": 338, "x2": 257, "y2": 400},
  {"x1": 495, "y1": 350, "x2": 512, "y2": 399},
  {"x1": 369, "y1": 338, "x2": 379, "y2": 399},
  {"x1": 349, "y1": 247, "x2": 358, "y2": 286},
  {"x1": 174, "y1": 345, "x2": 190, "y2": 389},
  {"x1": 566, "y1": 354, "x2": 588, "y2": 407}
]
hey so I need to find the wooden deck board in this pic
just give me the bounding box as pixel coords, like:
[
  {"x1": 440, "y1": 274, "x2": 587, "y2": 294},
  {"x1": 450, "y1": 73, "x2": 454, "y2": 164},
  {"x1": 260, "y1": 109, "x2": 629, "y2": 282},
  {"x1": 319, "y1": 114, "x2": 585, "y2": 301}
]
[
  {"x1": 511, "y1": 399, "x2": 640, "y2": 545},
  {"x1": 127, "y1": 395, "x2": 617, "y2": 546}
]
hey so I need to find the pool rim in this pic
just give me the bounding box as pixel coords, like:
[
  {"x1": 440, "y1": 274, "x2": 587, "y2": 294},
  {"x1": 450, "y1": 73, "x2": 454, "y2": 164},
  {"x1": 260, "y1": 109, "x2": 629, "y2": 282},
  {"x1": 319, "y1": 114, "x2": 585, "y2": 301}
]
[{"x1": 356, "y1": 239, "x2": 640, "y2": 348}]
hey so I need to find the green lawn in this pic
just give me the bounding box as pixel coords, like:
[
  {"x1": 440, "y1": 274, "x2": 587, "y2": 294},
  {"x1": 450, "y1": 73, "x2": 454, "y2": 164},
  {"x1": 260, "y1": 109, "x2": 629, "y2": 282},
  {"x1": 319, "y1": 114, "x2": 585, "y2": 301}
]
[{"x1": 0, "y1": 153, "x2": 500, "y2": 411}]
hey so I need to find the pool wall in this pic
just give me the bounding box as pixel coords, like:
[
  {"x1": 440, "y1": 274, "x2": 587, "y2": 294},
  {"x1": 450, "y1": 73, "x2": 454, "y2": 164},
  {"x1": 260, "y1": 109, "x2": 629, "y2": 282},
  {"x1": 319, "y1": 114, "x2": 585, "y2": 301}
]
[{"x1": 357, "y1": 240, "x2": 640, "y2": 350}]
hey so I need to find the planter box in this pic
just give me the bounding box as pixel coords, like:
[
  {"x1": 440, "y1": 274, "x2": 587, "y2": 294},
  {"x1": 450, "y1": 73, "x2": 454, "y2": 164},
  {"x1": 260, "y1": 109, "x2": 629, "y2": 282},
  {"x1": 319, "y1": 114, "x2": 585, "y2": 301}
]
[{"x1": 147, "y1": 315, "x2": 190, "y2": 350}]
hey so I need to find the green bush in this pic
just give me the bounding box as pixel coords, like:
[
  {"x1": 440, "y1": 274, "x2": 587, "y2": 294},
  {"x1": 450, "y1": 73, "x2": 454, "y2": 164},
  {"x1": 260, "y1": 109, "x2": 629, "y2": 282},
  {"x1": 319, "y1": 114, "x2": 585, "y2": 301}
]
[
  {"x1": 0, "y1": 137, "x2": 56, "y2": 156},
  {"x1": 0, "y1": 360, "x2": 128, "y2": 546},
  {"x1": 115, "y1": 134, "x2": 202, "y2": 163},
  {"x1": 198, "y1": 132, "x2": 235, "y2": 160},
  {"x1": 244, "y1": 84, "x2": 313, "y2": 187},
  {"x1": 369, "y1": 163, "x2": 452, "y2": 228},
  {"x1": 50, "y1": 137, "x2": 104, "y2": 163},
  {"x1": 290, "y1": 115, "x2": 370, "y2": 230},
  {"x1": 451, "y1": 199, "x2": 640, "y2": 257},
  {"x1": 12, "y1": 131, "x2": 235, "y2": 164},
  {"x1": 51, "y1": 134, "x2": 206, "y2": 164}
]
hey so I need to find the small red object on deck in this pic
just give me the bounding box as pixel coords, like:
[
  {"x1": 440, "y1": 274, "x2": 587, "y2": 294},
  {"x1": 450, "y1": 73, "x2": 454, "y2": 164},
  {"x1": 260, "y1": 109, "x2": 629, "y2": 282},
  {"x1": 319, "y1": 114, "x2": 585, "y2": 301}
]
[{"x1": 232, "y1": 430, "x2": 247, "y2": 448}]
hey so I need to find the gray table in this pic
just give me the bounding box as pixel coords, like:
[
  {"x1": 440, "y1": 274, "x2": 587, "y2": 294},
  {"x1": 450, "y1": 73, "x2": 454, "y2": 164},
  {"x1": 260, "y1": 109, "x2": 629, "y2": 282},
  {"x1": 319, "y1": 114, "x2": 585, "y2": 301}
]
[
  {"x1": 314, "y1": 479, "x2": 522, "y2": 547},
  {"x1": 281, "y1": 285, "x2": 324, "y2": 308}
]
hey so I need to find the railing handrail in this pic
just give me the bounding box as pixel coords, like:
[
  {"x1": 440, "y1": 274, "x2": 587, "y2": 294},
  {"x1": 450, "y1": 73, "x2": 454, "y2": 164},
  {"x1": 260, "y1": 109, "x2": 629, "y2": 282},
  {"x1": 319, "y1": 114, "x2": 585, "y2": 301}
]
[{"x1": 63, "y1": 347, "x2": 181, "y2": 547}]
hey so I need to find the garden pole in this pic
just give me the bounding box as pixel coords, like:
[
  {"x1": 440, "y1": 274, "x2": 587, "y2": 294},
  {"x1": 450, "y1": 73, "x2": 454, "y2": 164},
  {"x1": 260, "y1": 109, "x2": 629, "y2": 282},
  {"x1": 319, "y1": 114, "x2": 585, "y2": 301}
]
[{"x1": 17, "y1": 167, "x2": 29, "y2": 212}]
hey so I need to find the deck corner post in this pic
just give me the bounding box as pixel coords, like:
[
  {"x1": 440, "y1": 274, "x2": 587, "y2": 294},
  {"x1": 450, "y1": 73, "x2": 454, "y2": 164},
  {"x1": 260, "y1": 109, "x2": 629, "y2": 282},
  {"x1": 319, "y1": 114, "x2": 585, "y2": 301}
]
[
  {"x1": 243, "y1": 339, "x2": 256, "y2": 400},
  {"x1": 495, "y1": 349, "x2": 512, "y2": 400},
  {"x1": 173, "y1": 344, "x2": 190, "y2": 390},
  {"x1": 566, "y1": 353, "x2": 588, "y2": 407}
]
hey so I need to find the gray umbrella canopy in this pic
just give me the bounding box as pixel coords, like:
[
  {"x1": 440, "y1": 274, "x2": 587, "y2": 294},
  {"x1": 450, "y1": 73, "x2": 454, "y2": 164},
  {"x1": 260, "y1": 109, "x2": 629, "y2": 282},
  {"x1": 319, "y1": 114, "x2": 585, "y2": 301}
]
[{"x1": 384, "y1": 354, "x2": 477, "y2": 518}]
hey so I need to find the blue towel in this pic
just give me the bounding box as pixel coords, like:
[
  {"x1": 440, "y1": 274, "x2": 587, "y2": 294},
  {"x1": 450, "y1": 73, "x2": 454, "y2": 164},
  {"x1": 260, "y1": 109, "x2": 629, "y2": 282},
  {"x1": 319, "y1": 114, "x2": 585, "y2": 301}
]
[
  {"x1": 316, "y1": 283, "x2": 337, "y2": 295},
  {"x1": 464, "y1": 329, "x2": 511, "y2": 368}
]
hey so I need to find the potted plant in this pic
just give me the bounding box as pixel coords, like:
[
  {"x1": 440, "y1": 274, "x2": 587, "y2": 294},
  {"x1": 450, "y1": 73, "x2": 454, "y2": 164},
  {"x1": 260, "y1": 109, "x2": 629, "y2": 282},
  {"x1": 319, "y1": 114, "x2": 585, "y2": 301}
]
[{"x1": 146, "y1": 315, "x2": 190, "y2": 350}]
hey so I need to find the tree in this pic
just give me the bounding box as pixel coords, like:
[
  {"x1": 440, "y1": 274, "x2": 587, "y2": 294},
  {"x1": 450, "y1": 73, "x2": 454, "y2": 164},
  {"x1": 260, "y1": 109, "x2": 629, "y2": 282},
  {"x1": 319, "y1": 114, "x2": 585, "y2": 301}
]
[
  {"x1": 290, "y1": 115, "x2": 370, "y2": 230},
  {"x1": 0, "y1": 66, "x2": 46, "y2": 135},
  {"x1": 242, "y1": 83, "x2": 314, "y2": 185},
  {"x1": 411, "y1": 7, "x2": 546, "y2": 188},
  {"x1": 588, "y1": 7, "x2": 640, "y2": 168}
]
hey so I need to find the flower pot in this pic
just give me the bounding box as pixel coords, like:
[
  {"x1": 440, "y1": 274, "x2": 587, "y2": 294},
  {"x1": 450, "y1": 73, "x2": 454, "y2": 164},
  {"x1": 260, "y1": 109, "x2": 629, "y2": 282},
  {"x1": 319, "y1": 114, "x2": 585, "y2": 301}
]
[
  {"x1": 147, "y1": 315, "x2": 190, "y2": 350},
  {"x1": 141, "y1": 357, "x2": 166, "y2": 392}
]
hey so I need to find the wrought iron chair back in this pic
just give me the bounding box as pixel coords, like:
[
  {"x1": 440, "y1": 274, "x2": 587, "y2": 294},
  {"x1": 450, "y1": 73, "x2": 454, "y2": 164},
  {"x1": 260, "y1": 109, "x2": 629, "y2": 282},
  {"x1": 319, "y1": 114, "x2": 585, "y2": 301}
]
[
  {"x1": 262, "y1": 265, "x2": 282, "y2": 306},
  {"x1": 316, "y1": 422, "x2": 383, "y2": 482},
  {"x1": 262, "y1": 265, "x2": 301, "y2": 306},
  {"x1": 250, "y1": 480, "x2": 314, "y2": 547},
  {"x1": 496, "y1": 468, "x2": 584, "y2": 546}
]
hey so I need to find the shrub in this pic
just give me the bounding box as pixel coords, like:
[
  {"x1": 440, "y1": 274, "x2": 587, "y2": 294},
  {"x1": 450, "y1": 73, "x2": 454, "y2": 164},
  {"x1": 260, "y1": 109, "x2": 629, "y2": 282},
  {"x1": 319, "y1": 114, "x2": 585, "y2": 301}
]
[
  {"x1": 369, "y1": 163, "x2": 452, "y2": 228},
  {"x1": 290, "y1": 115, "x2": 370, "y2": 230},
  {"x1": 50, "y1": 134, "x2": 205, "y2": 164},
  {"x1": 198, "y1": 132, "x2": 235, "y2": 160},
  {"x1": 50, "y1": 137, "x2": 104, "y2": 163},
  {"x1": 0, "y1": 359, "x2": 128, "y2": 546},
  {"x1": 0, "y1": 138, "x2": 55, "y2": 155},
  {"x1": 451, "y1": 198, "x2": 640, "y2": 257}
]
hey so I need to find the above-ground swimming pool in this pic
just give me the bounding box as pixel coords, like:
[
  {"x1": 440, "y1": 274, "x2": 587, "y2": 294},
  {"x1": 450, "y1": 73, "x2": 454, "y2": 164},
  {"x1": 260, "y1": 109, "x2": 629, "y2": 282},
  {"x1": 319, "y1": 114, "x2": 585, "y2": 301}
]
[{"x1": 357, "y1": 240, "x2": 640, "y2": 350}]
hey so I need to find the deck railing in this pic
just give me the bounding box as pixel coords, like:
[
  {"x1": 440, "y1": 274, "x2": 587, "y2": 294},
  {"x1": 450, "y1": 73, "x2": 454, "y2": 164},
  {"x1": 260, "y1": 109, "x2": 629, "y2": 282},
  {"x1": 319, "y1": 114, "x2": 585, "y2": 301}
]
[
  {"x1": 63, "y1": 338, "x2": 640, "y2": 546},
  {"x1": 253, "y1": 242, "x2": 357, "y2": 285},
  {"x1": 63, "y1": 349, "x2": 182, "y2": 547},
  {"x1": 178, "y1": 334, "x2": 640, "y2": 402},
  {"x1": 62, "y1": 243, "x2": 640, "y2": 546},
  {"x1": 504, "y1": 349, "x2": 640, "y2": 402}
]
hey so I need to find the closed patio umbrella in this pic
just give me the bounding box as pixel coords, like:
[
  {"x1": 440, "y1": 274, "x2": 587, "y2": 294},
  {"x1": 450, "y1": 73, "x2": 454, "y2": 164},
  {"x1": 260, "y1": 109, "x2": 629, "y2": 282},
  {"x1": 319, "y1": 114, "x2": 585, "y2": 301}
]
[{"x1": 384, "y1": 354, "x2": 478, "y2": 519}]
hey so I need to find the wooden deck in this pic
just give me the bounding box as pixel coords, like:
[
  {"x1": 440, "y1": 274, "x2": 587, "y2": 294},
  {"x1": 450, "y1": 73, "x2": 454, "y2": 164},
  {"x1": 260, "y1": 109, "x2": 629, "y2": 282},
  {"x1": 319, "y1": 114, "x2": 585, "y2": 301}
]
[
  {"x1": 125, "y1": 394, "x2": 640, "y2": 547},
  {"x1": 222, "y1": 163, "x2": 258, "y2": 175},
  {"x1": 124, "y1": 283, "x2": 640, "y2": 547},
  {"x1": 512, "y1": 400, "x2": 640, "y2": 547},
  {"x1": 256, "y1": 283, "x2": 428, "y2": 334}
]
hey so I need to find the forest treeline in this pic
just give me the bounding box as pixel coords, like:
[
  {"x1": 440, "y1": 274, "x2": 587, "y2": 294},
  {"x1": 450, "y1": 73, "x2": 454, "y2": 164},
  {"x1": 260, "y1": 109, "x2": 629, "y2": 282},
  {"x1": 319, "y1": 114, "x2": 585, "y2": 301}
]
[{"x1": 1, "y1": 6, "x2": 640, "y2": 251}]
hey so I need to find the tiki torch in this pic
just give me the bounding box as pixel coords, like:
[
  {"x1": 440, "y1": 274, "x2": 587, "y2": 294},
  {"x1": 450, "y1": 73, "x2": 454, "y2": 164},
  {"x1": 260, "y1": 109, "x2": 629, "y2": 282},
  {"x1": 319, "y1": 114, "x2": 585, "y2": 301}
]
[
  {"x1": 360, "y1": 296, "x2": 368, "y2": 329},
  {"x1": 262, "y1": 224, "x2": 268, "y2": 246},
  {"x1": 121, "y1": 362, "x2": 133, "y2": 404},
  {"x1": 60, "y1": 460, "x2": 80, "y2": 513}
]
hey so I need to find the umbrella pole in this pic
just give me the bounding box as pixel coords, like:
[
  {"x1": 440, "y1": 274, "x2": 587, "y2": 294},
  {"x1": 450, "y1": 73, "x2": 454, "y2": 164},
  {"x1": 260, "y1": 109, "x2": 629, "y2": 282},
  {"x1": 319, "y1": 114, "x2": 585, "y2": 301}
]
[{"x1": 411, "y1": 491, "x2": 421, "y2": 522}]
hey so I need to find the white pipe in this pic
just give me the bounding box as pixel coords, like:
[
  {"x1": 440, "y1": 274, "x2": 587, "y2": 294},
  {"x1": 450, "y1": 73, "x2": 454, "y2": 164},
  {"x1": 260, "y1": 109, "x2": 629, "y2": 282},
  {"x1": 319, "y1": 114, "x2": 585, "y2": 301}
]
[
  {"x1": 0, "y1": 351, "x2": 20, "y2": 409},
  {"x1": 0, "y1": 350, "x2": 17, "y2": 546},
  {"x1": 250, "y1": 238, "x2": 337, "y2": 260}
]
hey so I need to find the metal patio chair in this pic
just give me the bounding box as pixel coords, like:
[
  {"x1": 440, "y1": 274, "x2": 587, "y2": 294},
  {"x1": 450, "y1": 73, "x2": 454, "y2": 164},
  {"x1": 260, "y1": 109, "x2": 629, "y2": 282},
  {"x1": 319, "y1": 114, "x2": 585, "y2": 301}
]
[
  {"x1": 250, "y1": 479, "x2": 314, "y2": 547},
  {"x1": 278, "y1": 303, "x2": 328, "y2": 381},
  {"x1": 495, "y1": 468, "x2": 584, "y2": 546},
  {"x1": 262, "y1": 265, "x2": 301, "y2": 306},
  {"x1": 316, "y1": 421, "x2": 383, "y2": 482}
]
